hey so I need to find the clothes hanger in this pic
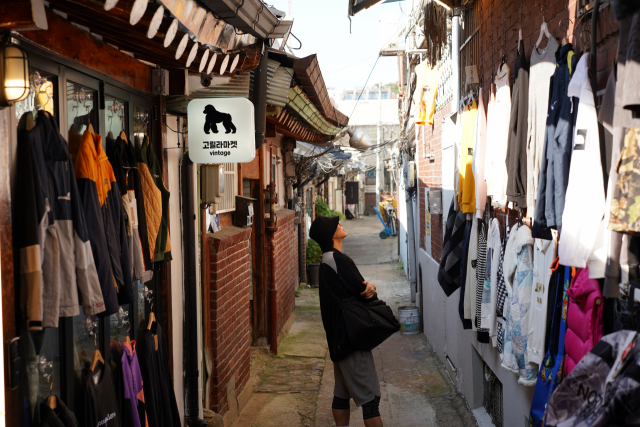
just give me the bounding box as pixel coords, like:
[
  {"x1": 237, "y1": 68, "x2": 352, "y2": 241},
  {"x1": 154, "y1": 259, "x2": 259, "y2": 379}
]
[
  {"x1": 89, "y1": 328, "x2": 104, "y2": 371},
  {"x1": 535, "y1": 7, "x2": 552, "y2": 50},
  {"x1": 517, "y1": 209, "x2": 523, "y2": 226}
]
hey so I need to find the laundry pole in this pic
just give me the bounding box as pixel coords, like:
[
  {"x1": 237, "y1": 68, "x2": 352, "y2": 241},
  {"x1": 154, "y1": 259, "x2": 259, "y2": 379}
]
[{"x1": 376, "y1": 83, "x2": 382, "y2": 206}]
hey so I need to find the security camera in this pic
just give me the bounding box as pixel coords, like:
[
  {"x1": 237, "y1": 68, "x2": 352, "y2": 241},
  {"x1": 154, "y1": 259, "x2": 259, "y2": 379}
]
[{"x1": 201, "y1": 74, "x2": 212, "y2": 87}]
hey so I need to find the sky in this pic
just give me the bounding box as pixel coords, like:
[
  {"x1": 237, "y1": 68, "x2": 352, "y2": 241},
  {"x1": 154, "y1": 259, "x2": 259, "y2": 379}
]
[{"x1": 269, "y1": 0, "x2": 405, "y2": 90}]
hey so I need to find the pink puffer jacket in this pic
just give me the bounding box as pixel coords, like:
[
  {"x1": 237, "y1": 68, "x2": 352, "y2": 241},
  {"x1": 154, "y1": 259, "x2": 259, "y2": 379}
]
[{"x1": 563, "y1": 267, "x2": 603, "y2": 377}]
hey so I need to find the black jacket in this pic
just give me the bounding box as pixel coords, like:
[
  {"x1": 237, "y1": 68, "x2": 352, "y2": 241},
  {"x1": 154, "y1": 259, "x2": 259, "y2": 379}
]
[
  {"x1": 506, "y1": 40, "x2": 530, "y2": 209},
  {"x1": 437, "y1": 199, "x2": 468, "y2": 296},
  {"x1": 106, "y1": 135, "x2": 153, "y2": 282},
  {"x1": 533, "y1": 44, "x2": 579, "y2": 238},
  {"x1": 15, "y1": 112, "x2": 105, "y2": 331},
  {"x1": 40, "y1": 398, "x2": 78, "y2": 427},
  {"x1": 319, "y1": 249, "x2": 377, "y2": 362},
  {"x1": 137, "y1": 320, "x2": 181, "y2": 427}
]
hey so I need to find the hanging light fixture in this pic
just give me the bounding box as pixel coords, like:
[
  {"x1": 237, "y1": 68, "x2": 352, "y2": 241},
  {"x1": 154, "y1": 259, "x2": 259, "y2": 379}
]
[{"x1": 0, "y1": 36, "x2": 30, "y2": 108}]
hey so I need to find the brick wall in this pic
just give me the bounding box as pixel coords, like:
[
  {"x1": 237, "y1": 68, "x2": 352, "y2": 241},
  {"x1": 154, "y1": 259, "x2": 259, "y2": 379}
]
[
  {"x1": 268, "y1": 209, "x2": 298, "y2": 342},
  {"x1": 207, "y1": 226, "x2": 252, "y2": 415},
  {"x1": 417, "y1": 103, "x2": 450, "y2": 261},
  {"x1": 416, "y1": 0, "x2": 618, "y2": 263}
]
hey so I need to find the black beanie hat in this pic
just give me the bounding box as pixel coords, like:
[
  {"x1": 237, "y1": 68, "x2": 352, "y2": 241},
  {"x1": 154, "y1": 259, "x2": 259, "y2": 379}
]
[{"x1": 309, "y1": 215, "x2": 340, "y2": 253}]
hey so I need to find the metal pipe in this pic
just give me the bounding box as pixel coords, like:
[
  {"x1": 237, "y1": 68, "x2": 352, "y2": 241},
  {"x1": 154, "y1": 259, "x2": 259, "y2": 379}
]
[
  {"x1": 297, "y1": 172, "x2": 307, "y2": 284},
  {"x1": 268, "y1": 145, "x2": 278, "y2": 355},
  {"x1": 452, "y1": 15, "x2": 461, "y2": 108},
  {"x1": 181, "y1": 151, "x2": 206, "y2": 427},
  {"x1": 376, "y1": 83, "x2": 382, "y2": 206},
  {"x1": 253, "y1": 41, "x2": 268, "y2": 150}
]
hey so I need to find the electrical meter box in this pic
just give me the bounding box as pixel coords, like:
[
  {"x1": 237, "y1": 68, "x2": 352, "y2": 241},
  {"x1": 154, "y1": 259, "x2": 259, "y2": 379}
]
[
  {"x1": 234, "y1": 195, "x2": 257, "y2": 227},
  {"x1": 428, "y1": 190, "x2": 442, "y2": 214},
  {"x1": 201, "y1": 164, "x2": 225, "y2": 205}
]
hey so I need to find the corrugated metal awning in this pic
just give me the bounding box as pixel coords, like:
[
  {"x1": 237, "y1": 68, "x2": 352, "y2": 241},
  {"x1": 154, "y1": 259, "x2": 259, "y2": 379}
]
[
  {"x1": 200, "y1": 0, "x2": 293, "y2": 40},
  {"x1": 287, "y1": 86, "x2": 342, "y2": 136},
  {"x1": 249, "y1": 59, "x2": 292, "y2": 108},
  {"x1": 166, "y1": 73, "x2": 251, "y2": 114}
]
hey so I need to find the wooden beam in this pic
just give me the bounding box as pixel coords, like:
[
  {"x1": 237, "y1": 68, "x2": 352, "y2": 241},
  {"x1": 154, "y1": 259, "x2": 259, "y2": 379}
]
[
  {"x1": 45, "y1": 0, "x2": 260, "y2": 76},
  {"x1": 0, "y1": 0, "x2": 48, "y2": 31},
  {"x1": 19, "y1": 8, "x2": 152, "y2": 92}
]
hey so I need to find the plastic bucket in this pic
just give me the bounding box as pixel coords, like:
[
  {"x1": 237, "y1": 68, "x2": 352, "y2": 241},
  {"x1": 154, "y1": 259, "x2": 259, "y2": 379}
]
[{"x1": 398, "y1": 306, "x2": 421, "y2": 335}]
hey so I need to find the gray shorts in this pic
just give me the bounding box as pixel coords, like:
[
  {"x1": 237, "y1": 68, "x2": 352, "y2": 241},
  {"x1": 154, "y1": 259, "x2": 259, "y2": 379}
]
[{"x1": 333, "y1": 350, "x2": 381, "y2": 407}]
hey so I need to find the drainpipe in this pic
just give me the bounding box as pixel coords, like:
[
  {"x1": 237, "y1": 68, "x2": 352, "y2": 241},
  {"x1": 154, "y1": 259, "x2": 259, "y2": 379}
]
[
  {"x1": 181, "y1": 152, "x2": 207, "y2": 427},
  {"x1": 452, "y1": 13, "x2": 461, "y2": 108},
  {"x1": 253, "y1": 41, "x2": 268, "y2": 150},
  {"x1": 267, "y1": 147, "x2": 278, "y2": 355},
  {"x1": 405, "y1": 153, "x2": 417, "y2": 303},
  {"x1": 297, "y1": 172, "x2": 307, "y2": 284}
]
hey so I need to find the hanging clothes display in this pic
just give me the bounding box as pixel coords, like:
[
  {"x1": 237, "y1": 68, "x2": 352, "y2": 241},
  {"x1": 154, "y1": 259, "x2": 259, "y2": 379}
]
[
  {"x1": 526, "y1": 36, "x2": 558, "y2": 216},
  {"x1": 558, "y1": 53, "x2": 606, "y2": 269},
  {"x1": 458, "y1": 217, "x2": 474, "y2": 329},
  {"x1": 458, "y1": 100, "x2": 478, "y2": 214},
  {"x1": 487, "y1": 65, "x2": 511, "y2": 210},
  {"x1": 475, "y1": 219, "x2": 489, "y2": 341},
  {"x1": 136, "y1": 136, "x2": 172, "y2": 263},
  {"x1": 15, "y1": 111, "x2": 105, "y2": 330},
  {"x1": 528, "y1": 235, "x2": 558, "y2": 366},
  {"x1": 532, "y1": 43, "x2": 578, "y2": 239},
  {"x1": 502, "y1": 224, "x2": 537, "y2": 386},
  {"x1": 609, "y1": 13, "x2": 640, "y2": 235},
  {"x1": 495, "y1": 225, "x2": 511, "y2": 351},
  {"x1": 138, "y1": 319, "x2": 181, "y2": 427},
  {"x1": 438, "y1": 199, "x2": 468, "y2": 296},
  {"x1": 106, "y1": 135, "x2": 153, "y2": 283},
  {"x1": 528, "y1": 264, "x2": 568, "y2": 427},
  {"x1": 414, "y1": 60, "x2": 438, "y2": 126},
  {"x1": 473, "y1": 88, "x2": 488, "y2": 219},
  {"x1": 506, "y1": 40, "x2": 530, "y2": 209},
  {"x1": 464, "y1": 216, "x2": 479, "y2": 324},
  {"x1": 121, "y1": 340, "x2": 147, "y2": 427},
  {"x1": 75, "y1": 129, "x2": 134, "y2": 312},
  {"x1": 481, "y1": 218, "x2": 500, "y2": 333},
  {"x1": 564, "y1": 267, "x2": 604, "y2": 377}
]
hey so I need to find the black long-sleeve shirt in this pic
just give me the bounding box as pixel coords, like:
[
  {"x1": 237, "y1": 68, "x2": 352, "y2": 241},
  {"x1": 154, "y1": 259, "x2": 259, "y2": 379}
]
[{"x1": 319, "y1": 249, "x2": 376, "y2": 362}]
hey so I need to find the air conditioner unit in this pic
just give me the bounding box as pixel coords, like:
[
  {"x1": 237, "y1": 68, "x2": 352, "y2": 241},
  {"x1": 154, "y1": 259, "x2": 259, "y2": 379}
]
[
  {"x1": 202, "y1": 164, "x2": 225, "y2": 205},
  {"x1": 409, "y1": 161, "x2": 416, "y2": 187}
]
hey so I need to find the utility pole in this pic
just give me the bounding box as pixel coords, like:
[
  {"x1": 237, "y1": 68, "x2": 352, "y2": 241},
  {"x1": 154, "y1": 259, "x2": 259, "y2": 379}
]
[{"x1": 376, "y1": 83, "x2": 382, "y2": 206}]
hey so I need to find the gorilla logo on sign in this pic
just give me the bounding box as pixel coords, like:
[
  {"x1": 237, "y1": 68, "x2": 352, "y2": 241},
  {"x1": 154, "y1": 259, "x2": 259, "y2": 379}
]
[{"x1": 203, "y1": 105, "x2": 237, "y2": 134}]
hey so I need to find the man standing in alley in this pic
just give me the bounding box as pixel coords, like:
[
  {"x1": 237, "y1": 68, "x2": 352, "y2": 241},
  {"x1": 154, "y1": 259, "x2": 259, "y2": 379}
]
[{"x1": 310, "y1": 215, "x2": 384, "y2": 427}]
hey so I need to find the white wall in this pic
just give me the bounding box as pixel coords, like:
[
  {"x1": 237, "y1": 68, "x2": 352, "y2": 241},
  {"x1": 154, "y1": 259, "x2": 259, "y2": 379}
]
[{"x1": 166, "y1": 115, "x2": 187, "y2": 423}]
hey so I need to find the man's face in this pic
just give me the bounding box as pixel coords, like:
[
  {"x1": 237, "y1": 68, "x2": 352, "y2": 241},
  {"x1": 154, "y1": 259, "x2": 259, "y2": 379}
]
[{"x1": 333, "y1": 223, "x2": 347, "y2": 240}]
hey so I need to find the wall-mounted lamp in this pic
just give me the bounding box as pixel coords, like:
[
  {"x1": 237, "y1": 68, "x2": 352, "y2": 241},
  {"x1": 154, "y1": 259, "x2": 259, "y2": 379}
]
[{"x1": 0, "y1": 36, "x2": 30, "y2": 108}]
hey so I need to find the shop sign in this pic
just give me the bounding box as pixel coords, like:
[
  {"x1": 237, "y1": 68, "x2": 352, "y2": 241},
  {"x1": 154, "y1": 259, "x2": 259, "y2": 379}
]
[{"x1": 187, "y1": 98, "x2": 255, "y2": 164}]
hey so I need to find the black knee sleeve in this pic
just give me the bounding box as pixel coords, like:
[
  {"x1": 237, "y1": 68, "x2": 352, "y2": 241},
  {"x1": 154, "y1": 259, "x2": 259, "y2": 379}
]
[
  {"x1": 362, "y1": 396, "x2": 381, "y2": 420},
  {"x1": 332, "y1": 395, "x2": 350, "y2": 410}
]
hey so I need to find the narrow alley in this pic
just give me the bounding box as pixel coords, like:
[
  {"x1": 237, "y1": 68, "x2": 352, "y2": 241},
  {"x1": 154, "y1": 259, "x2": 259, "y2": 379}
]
[{"x1": 232, "y1": 216, "x2": 475, "y2": 427}]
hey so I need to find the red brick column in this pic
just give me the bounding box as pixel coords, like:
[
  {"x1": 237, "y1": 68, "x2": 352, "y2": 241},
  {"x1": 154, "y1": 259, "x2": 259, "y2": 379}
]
[
  {"x1": 271, "y1": 209, "x2": 298, "y2": 344},
  {"x1": 207, "y1": 226, "x2": 252, "y2": 415}
]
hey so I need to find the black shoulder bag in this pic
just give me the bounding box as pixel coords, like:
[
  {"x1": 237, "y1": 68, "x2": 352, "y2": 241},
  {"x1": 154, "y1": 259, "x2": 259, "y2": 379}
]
[{"x1": 326, "y1": 280, "x2": 400, "y2": 353}]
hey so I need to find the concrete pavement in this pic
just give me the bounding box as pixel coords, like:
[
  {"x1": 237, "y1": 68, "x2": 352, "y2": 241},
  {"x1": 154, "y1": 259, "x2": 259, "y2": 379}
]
[{"x1": 232, "y1": 215, "x2": 475, "y2": 427}]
